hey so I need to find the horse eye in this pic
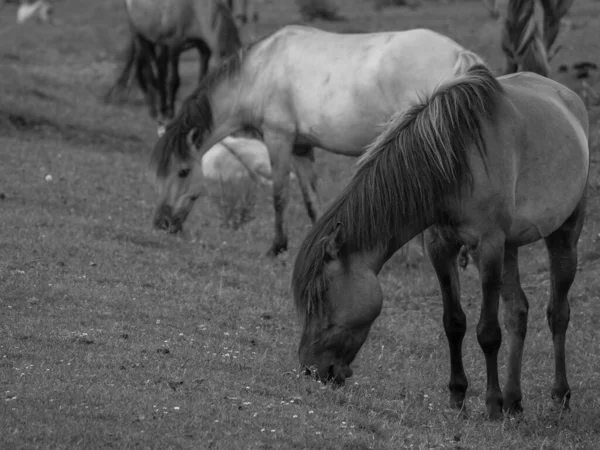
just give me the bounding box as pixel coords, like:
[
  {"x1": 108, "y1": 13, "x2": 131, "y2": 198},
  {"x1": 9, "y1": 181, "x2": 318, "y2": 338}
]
[{"x1": 178, "y1": 168, "x2": 190, "y2": 178}]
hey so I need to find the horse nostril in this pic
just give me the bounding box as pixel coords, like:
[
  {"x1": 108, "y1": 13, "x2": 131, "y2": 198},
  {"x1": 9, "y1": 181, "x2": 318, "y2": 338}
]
[
  {"x1": 327, "y1": 365, "x2": 335, "y2": 381},
  {"x1": 154, "y1": 216, "x2": 171, "y2": 230}
]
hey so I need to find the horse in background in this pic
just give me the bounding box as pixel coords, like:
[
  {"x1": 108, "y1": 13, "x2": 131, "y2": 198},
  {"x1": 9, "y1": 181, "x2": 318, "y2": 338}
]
[
  {"x1": 202, "y1": 136, "x2": 296, "y2": 186},
  {"x1": 1, "y1": 0, "x2": 53, "y2": 23},
  {"x1": 104, "y1": 0, "x2": 242, "y2": 135},
  {"x1": 293, "y1": 64, "x2": 588, "y2": 419},
  {"x1": 501, "y1": 0, "x2": 573, "y2": 76},
  {"x1": 149, "y1": 26, "x2": 484, "y2": 256}
]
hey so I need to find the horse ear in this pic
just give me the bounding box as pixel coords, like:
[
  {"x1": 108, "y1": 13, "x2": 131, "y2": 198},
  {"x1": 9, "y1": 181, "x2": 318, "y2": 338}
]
[
  {"x1": 324, "y1": 222, "x2": 344, "y2": 261},
  {"x1": 186, "y1": 128, "x2": 199, "y2": 152}
]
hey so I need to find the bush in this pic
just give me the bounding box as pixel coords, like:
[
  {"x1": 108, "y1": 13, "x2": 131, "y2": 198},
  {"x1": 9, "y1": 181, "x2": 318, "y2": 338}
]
[
  {"x1": 296, "y1": 0, "x2": 343, "y2": 21},
  {"x1": 209, "y1": 178, "x2": 257, "y2": 231}
]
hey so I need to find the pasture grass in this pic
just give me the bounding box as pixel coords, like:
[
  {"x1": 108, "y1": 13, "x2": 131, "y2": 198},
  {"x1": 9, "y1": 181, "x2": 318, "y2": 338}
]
[{"x1": 1, "y1": 0, "x2": 600, "y2": 448}]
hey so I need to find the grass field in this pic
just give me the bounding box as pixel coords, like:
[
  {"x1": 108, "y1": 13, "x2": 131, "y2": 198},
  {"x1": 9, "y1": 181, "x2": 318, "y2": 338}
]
[{"x1": 2, "y1": 0, "x2": 600, "y2": 448}]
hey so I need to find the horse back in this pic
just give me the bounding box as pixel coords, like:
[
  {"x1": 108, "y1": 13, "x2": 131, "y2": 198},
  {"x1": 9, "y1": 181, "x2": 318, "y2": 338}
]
[
  {"x1": 246, "y1": 26, "x2": 474, "y2": 154},
  {"x1": 125, "y1": 0, "x2": 220, "y2": 45}
]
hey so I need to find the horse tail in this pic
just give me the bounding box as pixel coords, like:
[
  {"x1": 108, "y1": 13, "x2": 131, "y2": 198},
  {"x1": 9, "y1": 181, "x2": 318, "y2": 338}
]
[
  {"x1": 502, "y1": 0, "x2": 550, "y2": 76},
  {"x1": 539, "y1": 0, "x2": 573, "y2": 51},
  {"x1": 452, "y1": 49, "x2": 486, "y2": 76},
  {"x1": 103, "y1": 31, "x2": 139, "y2": 104}
]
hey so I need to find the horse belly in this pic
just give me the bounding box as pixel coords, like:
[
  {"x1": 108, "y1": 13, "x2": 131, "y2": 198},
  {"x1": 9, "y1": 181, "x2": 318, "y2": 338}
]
[{"x1": 126, "y1": 0, "x2": 189, "y2": 43}]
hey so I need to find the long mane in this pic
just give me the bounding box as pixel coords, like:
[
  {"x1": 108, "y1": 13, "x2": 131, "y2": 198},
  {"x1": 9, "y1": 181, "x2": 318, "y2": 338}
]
[
  {"x1": 149, "y1": 44, "x2": 249, "y2": 178},
  {"x1": 292, "y1": 64, "x2": 504, "y2": 323}
]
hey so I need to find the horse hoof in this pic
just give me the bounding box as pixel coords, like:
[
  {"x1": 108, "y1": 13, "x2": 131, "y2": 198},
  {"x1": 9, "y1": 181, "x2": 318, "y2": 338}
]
[
  {"x1": 264, "y1": 243, "x2": 288, "y2": 258},
  {"x1": 486, "y1": 396, "x2": 504, "y2": 420}
]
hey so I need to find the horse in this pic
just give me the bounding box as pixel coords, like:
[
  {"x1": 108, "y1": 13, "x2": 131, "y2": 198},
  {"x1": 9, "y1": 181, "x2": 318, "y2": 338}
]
[
  {"x1": 202, "y1": 136, "x2": 279, "y2": 186},
  {"x1": 501, "y1": 0, "x2": 573, "y2": 76},
  {"x1": 291, "y1": 64, "x2": 589, "y2": 420},
  {"x1": 105, "y1": 0, "x2": 242, "y2": 134},
  {"x1": 149, "y1": 25, "x2": 484, "y2": 256},
  {"x1": 0, "y1": 0, "x2": 53, "y2": 23}
]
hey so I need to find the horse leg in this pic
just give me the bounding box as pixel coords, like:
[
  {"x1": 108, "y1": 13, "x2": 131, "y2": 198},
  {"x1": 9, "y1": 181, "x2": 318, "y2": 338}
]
[
  {"x1": 196, "y1": 41, "x2": 212, "y2": 84},
  {"x1": 543, "y1": 197, "x2": 586, "y2": 409},
  {"x1": 504, "y1": 59, "x2": 518, "y2": 75},
  {"x1": 165, "y1": 45, "x2": 182, "y2": 121},
  {"x1": 155, "y1": 44, "x2": 170, "y2": 127},
  {"x1": 291, "y1": 144, "x2": 320, "y2": 223},
  {"x1": 500, "y1": 245, "x2": 529, "y2": 414},
  {"x1": 263, "y1": 131, "x2": 293, "y2": 257},
  {"x1": 476, "y1": 231, "x2": 505, "y2": 419},
  {"x1": 134, "y1": 36, "x2": 159, "y2": 121},
  {"x1": 425, "y1": 228, "x2": 468, "y2": 412}
]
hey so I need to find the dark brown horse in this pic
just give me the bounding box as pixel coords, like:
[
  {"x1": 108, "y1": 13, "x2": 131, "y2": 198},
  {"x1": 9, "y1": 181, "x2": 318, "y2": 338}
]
[
  {"x1": 293, "y1": 65, "x2": 589, "y2": 419},
  {"x1": 105, "y1": 0, "x2": 242, "y2": 135}
]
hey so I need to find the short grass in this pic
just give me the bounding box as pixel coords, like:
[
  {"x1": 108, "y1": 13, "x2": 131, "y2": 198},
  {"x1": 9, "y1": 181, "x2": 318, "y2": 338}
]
[{"x1": 1, "y1": 0, "x2": 600, "y2": 449}]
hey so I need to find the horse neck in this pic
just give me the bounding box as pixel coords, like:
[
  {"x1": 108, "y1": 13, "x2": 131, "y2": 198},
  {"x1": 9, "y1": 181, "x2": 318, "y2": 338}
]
[
  {"x1": 349, "y1": 218, "x2": 432, "y2": 276},
  {"x1": 199, "y1": 77, "x2": 252, "y2": 152}
]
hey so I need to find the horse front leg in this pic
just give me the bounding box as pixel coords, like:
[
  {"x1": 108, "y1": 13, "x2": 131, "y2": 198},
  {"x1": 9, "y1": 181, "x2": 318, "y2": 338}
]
[
  {"x1": 543, "y1": 197, "x2": 586, "y2": 409},
  {"x1": 292, "y1": 144, "x2": 320, "y2": 223},
  {"x1": 501, "y1": 245, "x2": 529, "y2": 414},
  {"x1": 155, "y1": 44, "x2": 170, "y2": 131},
  {"x1": 195, "y1": 41, "x2": 212, "y2": 84},
  {"x1": 475, "y1": 232, "x2": 505, "y2": 420},
  {"x1": 264, "y1": 131, "x2": 293, "y2": 257},
  {"x1": 134, "y1": 36, "x2": 158, "y2": 122},
  {"x1": 425, "y1": 228, "x2": 468, "y2": 413},
  {"x1": 165, "y1": 46, "x2": 182, "y2": 121}
]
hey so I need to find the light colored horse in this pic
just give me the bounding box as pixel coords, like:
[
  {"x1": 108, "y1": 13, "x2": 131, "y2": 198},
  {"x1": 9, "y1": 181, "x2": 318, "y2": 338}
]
[
  {"x1": 202, "y1": 136, "x2": 274, "y2": 185},
  {"x1": 293, "y1": 65, "x2": 588, "y2": 419},
  {"x1": 150, "y1": 26, "x2": 484, "y2": 256},
  {"x1": 0, "y1": 0, "x2": 53, "y2": 23}
]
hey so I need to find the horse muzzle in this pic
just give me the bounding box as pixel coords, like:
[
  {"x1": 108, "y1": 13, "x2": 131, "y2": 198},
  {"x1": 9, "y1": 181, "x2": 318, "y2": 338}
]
[
  {"x1": 302, "y1": 362, "x2": 353, "y2": 386},
  {"x1": 153, "y1": 205, "x2": 183, "y2": 234}
]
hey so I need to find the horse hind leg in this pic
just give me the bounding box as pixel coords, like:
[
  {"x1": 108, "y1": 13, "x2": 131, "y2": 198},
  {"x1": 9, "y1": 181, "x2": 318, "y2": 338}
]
[
  {"x1": 475, "y1": 231, "x2": 506, "y2": 420},
  {"x1": 544, "y1": 196, "x2": 586, "y2": 409},
  {"x1": 500, "y1": 245, "x2": 529, "y2": 414},
  {"x1": 291, "y1": 144, "x2": 320, "y2": 223},
  {"x1": 425, "y1": 228, "x2": 468, "y2": 413}
]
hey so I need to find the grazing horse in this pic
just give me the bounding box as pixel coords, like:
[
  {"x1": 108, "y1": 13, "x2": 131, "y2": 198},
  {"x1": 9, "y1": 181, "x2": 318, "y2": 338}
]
[
  {"x1": 149, "y1": 26, "x2": 484, "y2": 256},
  {"x1": 292, "y1": 65, "x2": 589, "y2": 419},
  {"x1": 202, "y1": 136, "x2": 279, "y2": 186},
  {"x1": 105, "y1": 0, "x2": 242, "y2": 134}
]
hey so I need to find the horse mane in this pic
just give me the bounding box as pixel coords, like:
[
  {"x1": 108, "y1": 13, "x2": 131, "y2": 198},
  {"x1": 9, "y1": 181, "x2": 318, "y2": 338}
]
[
  {"x1": 149, "y1": 42, "x2": 251, "y2": 178},
  {"x1": 292, "y1": 64, "x2": 504, "y2": 323}
]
